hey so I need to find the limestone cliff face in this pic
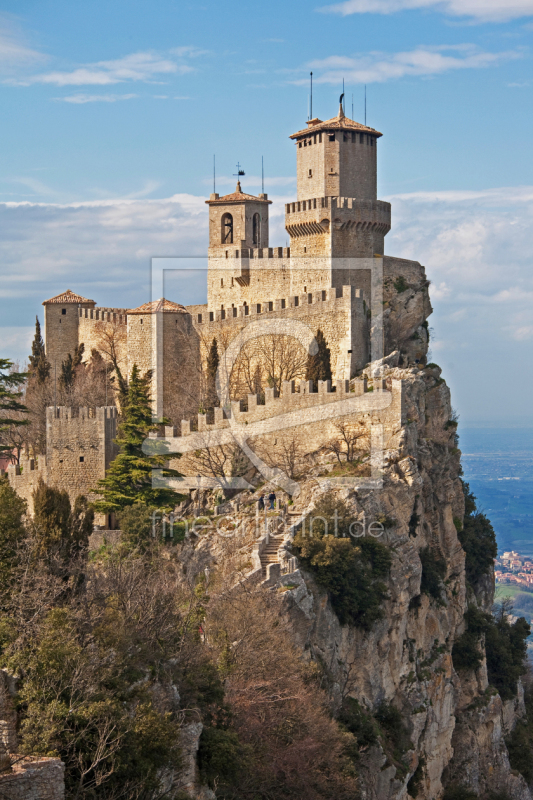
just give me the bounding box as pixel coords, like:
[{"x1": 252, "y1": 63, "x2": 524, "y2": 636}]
[{"x1": 277, "y1": 362, "x2": 531, "y2": 800}]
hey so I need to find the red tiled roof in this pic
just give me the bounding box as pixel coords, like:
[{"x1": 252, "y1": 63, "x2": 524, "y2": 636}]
[
  {"x1": 290, "y1": 107, "x2": 382, "y2": 139},
  {"x1": 43, "y1": 289, "x2": 95, "y2": 305},
  {"x1": 128, "y1": 298, "x2": 187, "y2": 314},
  {"x1": 206, "y1": 181, "x2": 271, "y2": 205}
]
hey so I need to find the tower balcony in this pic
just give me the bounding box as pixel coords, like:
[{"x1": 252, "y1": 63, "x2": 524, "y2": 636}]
[{"x1": 284, "y1": 196, "x2": 391, "y2": 238}]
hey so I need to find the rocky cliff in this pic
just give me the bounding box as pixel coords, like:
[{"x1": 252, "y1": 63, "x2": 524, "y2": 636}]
[{"x1": 173, "y1": 260, "x2": 532, "y2": 800}]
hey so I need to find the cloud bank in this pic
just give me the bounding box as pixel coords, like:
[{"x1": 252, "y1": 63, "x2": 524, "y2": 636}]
[
  {"x1": 319, "y1": 0, "x2": 533, "y2": 22},
  {"x1": 305, "y1": 45, "x2": 521, "y2": 84}
]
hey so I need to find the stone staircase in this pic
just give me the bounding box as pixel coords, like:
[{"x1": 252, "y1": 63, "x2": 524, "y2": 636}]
[{"x1": 260, "y1": 533, "x2": 285, "y2": 577}]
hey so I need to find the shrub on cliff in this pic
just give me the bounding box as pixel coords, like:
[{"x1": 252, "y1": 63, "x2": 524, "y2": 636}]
[
  {"x1": 419, "y1": 546, "x2": 447, "y2": 604},
  {"x1": 457, "y1": 483, "x2": 497, "y2": 587},
  {"x1": 291, "y1": 496, "x2": 392, "y2": 629},
  {"x1": 506, "y1": 676, "x2": 533, "y2": 782},
  {"x1": 452, "y1": 602, "x2": 530, "y2": 700}
]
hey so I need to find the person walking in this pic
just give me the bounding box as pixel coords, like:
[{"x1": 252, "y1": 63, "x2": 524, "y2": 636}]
[
  {"x1": 258, "y1": 493, "x2": 265, "y2": 512},
  {"x1": 268, "y1": 491, "x2": 276, "y2": 510}
]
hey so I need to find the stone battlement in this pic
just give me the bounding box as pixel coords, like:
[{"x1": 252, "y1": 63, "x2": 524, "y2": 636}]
[
  {"x1": 78, "y1": 306, "x2": 128, "y2": 323},
  {"x1": 163, "y1": 377, "x2": 401, "y2": 440},
  {"x1": 46, "y1": 406, "x2": 118, "y2": 422},
  {"x1": 211, "y1": 246, "x2": 290, "y2": 260},
  {"x1": 285, "y1": 196, "x2": 390, "y2": 215},
  {"x1": 194, "y1": 283, "x2": 362, "y2": 325}
]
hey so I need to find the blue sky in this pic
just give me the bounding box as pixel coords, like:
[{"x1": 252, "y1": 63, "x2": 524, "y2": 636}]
[{"x1": 0, "y1": 0, "x2": 532, "y2": 424}]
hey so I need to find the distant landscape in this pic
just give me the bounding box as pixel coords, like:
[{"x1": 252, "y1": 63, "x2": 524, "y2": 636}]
[
  {"x1": 461, "y1": 427, "x2": 533, "y2": 555},
  {"x1": 461, "y1": 427, "x2": 533, "y2": 628}
]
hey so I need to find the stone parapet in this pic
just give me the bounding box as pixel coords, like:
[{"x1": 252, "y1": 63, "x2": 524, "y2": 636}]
[{"x1": 0, "y1": 757, "x2": 65, "y2": 800}]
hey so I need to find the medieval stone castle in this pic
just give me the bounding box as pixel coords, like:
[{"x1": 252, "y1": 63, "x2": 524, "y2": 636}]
[{"x1": 6, "y1": 101, "x2": 430, "y2": 518}]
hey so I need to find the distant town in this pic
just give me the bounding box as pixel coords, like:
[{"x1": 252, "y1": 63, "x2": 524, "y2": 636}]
[{"x1": 495, "y1": 550, "x2": 533, "y2": 590}]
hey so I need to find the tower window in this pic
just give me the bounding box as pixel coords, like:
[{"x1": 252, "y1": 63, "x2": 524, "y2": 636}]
[
  {"x1": 308, "y1": 169, "x2": 312, "y2": 177},
  {"x1": 61, "y1": 309, "x2": 66, "y2": 315},
  {"x1": 140, "y1": 319, "x2": 143, "y2": 324},
  {"x1": 252, "y1": 212, "x2": 260, "y2": 246},
  {"x1": 343, "y1": 133, "x2": 349, "y2": 142},
  {"x1": 328, "y1": 133, "x2": 335, "y2": 142},
  {"x1": 319, "y1": 133, "x2": 322, "y2": 142},
  {"x1": 299, "y1": 142, "x2": 302, "y2": 148},
  {"x1": 79, "y1": 456, "x2": 84, "y2": 463},
  {"x1": 221, "y1": 212, "x2": 233, "y2": 244},
  {"x1": 221, "y1": 278, "x2": 224, "y2": 287}
]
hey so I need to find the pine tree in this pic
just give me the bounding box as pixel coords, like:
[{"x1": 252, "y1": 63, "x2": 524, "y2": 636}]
[
  {"x1": 93, "y1": 365, "x2": 183, "y2": 513},
  {"x1": 305, "y1": 329, "x2": 332, "y2": 387},
  {"x1": 206, "y1": 337, "x2": 219, "y2": 409},
  {"x1": 0, "y1": 359, "x2": 28, "y2": 456},
  {"x1": 28, "y1": 317, "x2": 51, "y2": 384}
]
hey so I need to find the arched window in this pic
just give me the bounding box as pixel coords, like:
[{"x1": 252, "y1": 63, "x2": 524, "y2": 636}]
[
  {"x1": 221, "y1": 213, "x2": 233, "y2": 244},
  {"x1": 253, "y1": 213, "x2": 260, "y2": 246}
]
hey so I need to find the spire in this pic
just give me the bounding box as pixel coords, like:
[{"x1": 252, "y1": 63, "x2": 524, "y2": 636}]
[{"x1": 236, "y1": 180, "x2": 242, "y2": 193}]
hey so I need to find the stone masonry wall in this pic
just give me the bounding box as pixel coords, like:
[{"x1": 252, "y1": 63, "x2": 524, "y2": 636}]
[
  {"x1": 45, "y1": 407, "x2": 118, "y2": 508},
  {"x1": 295, "y1": 130, "x2": 377, "y2": 201}
]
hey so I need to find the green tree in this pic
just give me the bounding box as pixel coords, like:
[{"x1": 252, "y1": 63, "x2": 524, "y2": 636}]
[
  {"x1": 0, "y1": 476, "x2": 27, "y2": 588},
  {"x1": 32, "y1": 480, "x2": 93, "y2": 563},
  {"x1": 0, "y1": 358, "x2": 28, "y2": 457},
  {"x1": 292, "y1": 495, "x2": 391, "y2": 629},
  {"x1": 457, "y1": 484, "x2": 497, "y2": 587},
  {"x1": 28, "y1": 317, "x2": 51, "y2": 384},
  {"x1": 93, "y1": 365, "x2": 183, "y2": 513},
  {"x1": 59, "y1": 343, "x2": 84, "y2": 392},
  {"x1": 206, "y1": 337, "x2": 219, "y2": 410},
  {"x1": 305, "y1": 328, "x2": 332, "y2": 387}
]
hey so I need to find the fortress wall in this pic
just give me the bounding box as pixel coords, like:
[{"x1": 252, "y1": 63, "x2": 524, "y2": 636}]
[
  {"x1": 5, "y1": 457, "x2": 49, "y2": 517},
  {"x1": 207, "y1": 250, "x2": 291, "y2": 309},
  {"x1": 192, "y1": 285, "x2": 367, "y2": 391},
  {"x1": 167, "y1": 379, "x2": 404, "y2": 479},
  {"x1": 78, "y1": 308, "x2": 128, "y2": 372},
  {"x1": 45, "y1": 407, "x2": 118, "y2": 507},
  {"x1": 0, "y1": 758, "x2": 65, "y2": 800}
]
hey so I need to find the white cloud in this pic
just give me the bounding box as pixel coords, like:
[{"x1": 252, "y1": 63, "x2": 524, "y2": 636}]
[
  {"x1": 56, "y1": 93, "x2": 138, "y2": 104},
  {"x1": 9, "y1": 50, "x2": 198, "y2": 87},
  {"x1": 319, "y1": 0, "x2": 533, "y2": 22},
  {"x1": 306, "y1": 45, "x2": 521, "y2": 84},
  {"x1": 0, "y1": 19, "x2": 47, "y2": 75},
  {"x1": 0, "y1": 327, "x2": 33, "y2": 366}
]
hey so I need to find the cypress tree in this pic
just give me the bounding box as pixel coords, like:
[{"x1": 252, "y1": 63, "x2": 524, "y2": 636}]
[
  {"x1": 305, "y1": 329, "x2": 332, "y2": 387},
  {"x1": 59, "y1": 344, "x2": 84, "y2": 392},
  {"x1": 206, "y1": 337, "x2": 219, "y2": 409},
  {"x1": 28, "y1": 317, "x2": 51, "y2": 384},
  {"x1": 93, "y1": 364, "x2": 183, "y2": 513},
  {"x1": 0, "y1": 358, "x2": 28, "y2": 456}
]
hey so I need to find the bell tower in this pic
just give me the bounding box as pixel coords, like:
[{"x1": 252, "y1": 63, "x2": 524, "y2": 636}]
[{"x1": 206, "y1": 182, "x2": 272, "y2": 308}]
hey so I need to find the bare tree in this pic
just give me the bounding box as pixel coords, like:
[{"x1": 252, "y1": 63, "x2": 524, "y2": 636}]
[
  {"x1": 231, "y1": 334, "x2": 308, "y2": 398},
  {"x1": 325, "y1": 420, "x2": 368, "y2": 464}
]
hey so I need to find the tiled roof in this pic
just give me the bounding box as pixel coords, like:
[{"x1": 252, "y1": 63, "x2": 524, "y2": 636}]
[
  {"x1": 43, "y1": 289, "x2": 95, "y2": 305},
  {"x1": 290, "y1": 107, "x2": 382, "y2": 139},
  {"x1": 128, "y1": 298, "x2": 187, "y2": 315},
  {"x1": 206, "y1": 181, "x2": 271, "y2": 205}
]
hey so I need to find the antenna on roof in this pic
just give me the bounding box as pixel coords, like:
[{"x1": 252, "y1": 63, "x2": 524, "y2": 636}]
[
  {"x1": 213, "y1": 155, "x2": 216, "y2": 193},
  {"x1": 310, "y1": 72, "x2": 313, "y2": 120},
  {"x1": 364, "y1": 85, "x2": 367, "y2": 126},
  {"x1": 261, "y1": 156, "x2": 264, "y2": 193},
  {"x1": 342, "y1": 78, "x2": 345, "y2": 113},
  {"x1": 352, "y1": 93, "x2": 354, "y2": 119}
]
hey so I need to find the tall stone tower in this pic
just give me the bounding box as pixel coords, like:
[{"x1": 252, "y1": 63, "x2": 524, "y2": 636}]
[
  {"x1": 43, "y1": 289, "x2": 95, "y2": 371},
  {"x1": 285, "y1": 103, "x2": 391, "y2": 300},
  {"x1": 205, "y1": 182, "x2": 276, "y2": 310}
]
